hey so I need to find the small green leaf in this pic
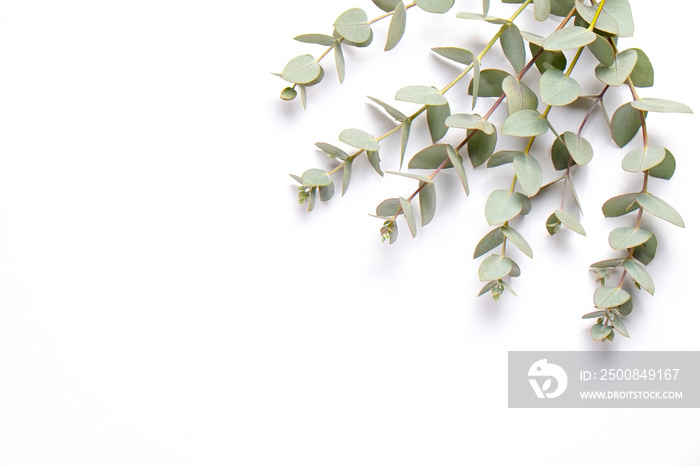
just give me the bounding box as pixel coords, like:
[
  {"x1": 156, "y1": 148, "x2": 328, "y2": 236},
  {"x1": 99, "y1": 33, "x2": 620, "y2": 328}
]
[
  {"x1": 633, "y1": 234, "x2": 657, "y2": 265},
  {"x1": 602, "y1": 193, "x2": 639, "y2": 217},
  {"x1": 590, "y1": 258, "x2": 625, "y2": 269},
  {"x1": 419, "y1": 182, "x2": 437, "y2": 226},
  {"x1": 456, "y1": 12, "x2": 505, "y2": 23},
  {"x1": 281, "y1": 55, "x2": 322, "y2": 85},
  {"x1": 339, "y1": 128, "x2": 380, "y2": 151},
  {"x1": 543, "y1": 26, "x2": 596, "y2": 51},
  {"x1": 520, "y1": 30, "x2": 545, "y2": 46},
  {"x1": 337, "y1": 28, "x2": 374, "y2": 47},
  {"x1": 594, "y1": 286, "x2": 631, "y2": 309},
  {"x1": 400, "y1": 120, "x2": 411, "y2": 169},
  {"x1": 483, "y1": 0, "x2": 490, "y2": 15},
  {"x1": 372, "y1": 0, "x2": 400, "y2": 12},
  {"x1": 315, "y1": 142, "x2": 349, "y2": 160},
  {"x1": 445, "y1": 113, "x2": 495, "y2": 134},
  {"x1": 376, "y1": 198, "x2": 401, "y2": 217},
  {"x1": 468, "y1": 69, "x2": 509, "y2": 97},
  {"x1": 501, "y1": 226, "x2": 533, "y2": 258},
  {"x1": 302, "y1": 169, "x2": 332, "y2": 187},
  {"x1": 500, "y1": 24, "x2": 525, "y2": 72},
  {"x1": 299, "y1": 85, "x2": 307, "y2": 109},
  {"x1": 367, "y1": 150, "x2": 383, "y2": 176},
  {"x1": 551, "y1": 135, "x2": 573, "y2": 170},
  {"x1": 635, "y1": 193, "x2": 685, "y2": 228},
  {"x1": 334, "y1": 41, "x2": 345, "y2": 83},
  {"x1": 395, "y1": 85, "x2": 448, "y2": 106},
  {"x1": 479, "y1": 254, "x2": 513, "y2": 281},
  {"x1": 622, "y1": 146, "x2": 666, "y2": 173},
  {"x1": 587, "y1": 34, "x2": 615, "y2": 67},
  {"x1": 280, "y1": 87, "x2": 297, "y2": 101},
  {"x1": 478, "y1": 280, "x2": 500, "y2": 297},
  {"x1": 502, "y1": 75, "x2": 538, "y2": 115},
  {"x1": 591, "y1": 323, "x2": 613, "y2": 341},
  {"x1": 474, "y1": 228, "x2": 505, "y2": 259},
  {"x1": 540, "y1": 69, "x2": 581, "y2": 106},
  {"x1": 530, "y1": 43, "x2": 567, "y2": 74},
  {"x1": 485, "y1": 189, "x2": 523, "y2": 225},
  {"x1": 649, "y1": 149, "x2": 676, "y2": 180},
  {"x1": 427, "y1": 102, "x2": 451, "y2": 142},
  {"x1": 555, "y1": 210, "x2": 586, "y2": 236},
  {"x1": 467, "y1": 129, "x2": 497, "y2": 167},
  {"x1": 513, "y1": 153, "x2": 543, "y2": 197},
  {"x1": 518, "y1": 194, "x2": 532, "y2": 215},
  {"x1": 319, "y1": 181, "x2": 335, "y2": 202},
  {"x1": 307, "y1": 186, "x2": 317, "y2": 211},
  {"x1": 631, "y1": 98, "x2": 693, "y2": 114},
  {"x1": 617, "y1": 297, "x2": 634, "y2": 316},
  {"x1": 595, "y1": 49, "x2": 638, "y2": 86},
  {"x1": 415, "y1": 0, "x2": 455, "y2": 13},
  {"x1": 550, "y1": 0, "x2": 575, "y2": 16},
  {"x1": 611, "y1": 102, "x2": 644, "y2": 148},
  {"x1": 431, "y1": 47, "x2": 474, "y2": 65},
  {"x1": 399, "y1": 197, "x2": 417, "y2": 237},
  {"x1": 342, "y1": 157, "x2": 353, "y2": 195},
  {"x1": 487, "y1": 150, "x2": 519, "y2": 167},
  {"x1": 471, "y1": 58, "x2": 481, "y2": 110},
  {"x1": 334, "y1": 8, "x2": 371, "y2": 43},
  {"x1": 289, "y1": 174, "x2": 303, "y2": 184},
  {"x1": 368, "y1": 96, "x2": 406, "y2": 121},
  {"x1": 501, "y1": 110, "x2": 548, "y2": 137},
  {"x1": 609, "y1": 227, "x2": 653, "y2": 250},
  {"x1": 385, "y1": 1, "x2": 407, "y2": 51},
  {"x1": 575, "y1": 0, "x2": 620, "y2": 35},
  {"x1": 562, "y1": 132, "x2": 593, "y2": 166},
  {"x1": 629, "y1": 48, "x2": 654, "y2": 87},
  {"x1": 385, "y1": 170, "x2": 434, "y2": 184},
  {"x1": 408, "y1": 144, "x2": 452, "y2": 169},
  {"x1": 577, "y1": 0, "x2": 634, "y2": 37},
  {"x1": 623, "y1": 259, "x2": 655, "y2": 295},
  {"x1": 447, "y1": 145, "x2": 469, "y2": 195},
  {"x1": 609, "y1": 312, "x2": 630, "y2": 338},
  {"x1": 582, "y1": 311, "x2": 607, "y2": 319},
  {"x1": 294, "y1": 34, "x2": 337, "y2": 46},
  {"x1": 534, "y1": 0, "x2": 551, "y2": 20}
]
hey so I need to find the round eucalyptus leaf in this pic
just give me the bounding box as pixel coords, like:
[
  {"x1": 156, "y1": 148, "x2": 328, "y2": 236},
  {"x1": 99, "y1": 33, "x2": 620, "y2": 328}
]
[
  {"x1": 562, "y1": 132, "x2": 593, "y2": 165},
  {"x1": 280, "y1": 87, "x2": 297, "y2": 101},
  {"x1": 595, "y1": 49, "x2": 638, "y2": 86},
  {"x1": 334, "y1": 8, "x2": 371, "y2": 43},
  {"x1": 629, "y1": 48, "x2": 654, "y2": 87},
  {"x1": 540, "y1": 69, "x2": 581, "y2": 106},
  {"x1": 608, "y1": 227, "x2": 653, "y2": 250},
  {"x1": 633, "y1": 234, "x2": 657, "y2": 266},
  {"x1": 445, "y1": 113, "x2": 494, "y2": 134},
  {"x1": 648, "y1": 149, "x2": 676, "y2": 180},
  {"x1": 623, "y1": 259, "x2": 655, "y2": 295},
  {"x1": 485, "y1": 189, "x2": 523, "y2": 225},
  {"x1": 500, "y1": 24, "x2": 525, "y2": 72},
  {"x1": 594, "y1": 286, "x2": 631, "y2": 309},
  {"x1": 611, "y1": 102, "x2": 644, "y2": 148},
  {"x1": 479, "y1": 254, "x2": 513, "y2": 281},
  {"x1": 554, "y1": 210, "x2": 586, "y2": 236},
  {"x1": 602, "y1": 193, "x2": 639, "y2": 217},
  {"x1": 502, "y1": 75, "x2": 538, "y2": 115},
  {"x1": 474, "y1": 228, "x2": 505, "y2": 259},
  {"x1": 281, "y1": 55, "x2": 322, "y2": 84},
  {"x1": 575, "y1": 0, "x2": 620, "y2": 36},
  {"x1": 501, "y1": 110, "x2": 548, "y2": 137},
  {"x1": 372, "y1": 0, "x2": 400, "y2": 13},
  {"x1": 339, "y1": 128, "x2": 380, "y2": 151},
  {"x1": 468, "y1": 69, "x2": 510, "y2": 97},
  {"x1": 467, "y1": 129, "x2": 497, "y2": 167},
  {"x1": 302, "y1": 169, "x2": 333, "y2": 187},
  {"x1": 513, "y1": 153, "x2": 543, "y2": 197},
  {"x1": 415, "y1": 0, "x2": 455, "y2": 14},
  {"x1": 587, "y1": 34, "x2": 615, "y2": 67},
  {"x1": 408, "y1": 144, "x2": 452, "y2": 169},
  {"x1": 376, "y1": 198, "x2": 401, "y2": 217},
  {"x1": 621, "y1": 146, "x2": 666, "y2": 173},
  {"x1": 543, "y1": 26, "x2": 596, "y2": 51},
  {"x1": 395, "y1": 85, "x2": 448, "y2": 106},
  {"x1": 591, "y1": 323, "x2": 613, "y2": 341}
]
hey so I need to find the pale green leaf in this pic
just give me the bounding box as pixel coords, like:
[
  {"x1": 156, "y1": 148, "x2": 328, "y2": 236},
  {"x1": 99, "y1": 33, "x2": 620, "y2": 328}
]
[
  {"x1": 502, "y1": 75, "x2": 538, "y2": 115},
  {"x1": 342, "y1": 157, "x2": 353, "y2": 195},
  {"x1": 487, "y1": 150, "x2": 519, "y2": 168},
  {"x1": 385, "y1": 1, "x2": 407, "y2": 51},
  {"x1": 376, "y1": 198, "x2": 400, "y2": 217},
  {"x1": 372, "y1": 0, "x2": 400, "y2": 12},
  {"x1": 554, "y1": 209, "x2": 586, "y2": 236},
  {"x1": 395, "y1": 85, "x2": 448, "y2": 106},
  {"x1": 408, "y1": 144, "x2": 452, "y2": 169},
  {"x1": 339, "y1": 128, "x2": 380, "y2": 151},
  {"x1": 631, "y1": 98, "x2": 693, "y2": 114},
  {"x1": 609, "y1": 227, "x2": 653, "y2": 250},
  {"x1": 427, "y1": 102, "x2": 451, "y2": 142},
  {"x1": 399, "y1": 197, "x2": 417, "y2": 237},
  {"x1": 581, "y1": 0, "x2": 633, "y2": 36},
  {"x1": 294, "y1": 34, "x2": 336, "y2": 46},
  {"x1": 477, "y1": 280, "x2": 500, "y2": 297},
  {"x1": 540, "y1": 69, "x2": 581, "y2": 106},
  {"x1": 530, "y1": 43, "x2": 567, "y2": 74},
  {"x1": 315, "y1": 142, "x2": 349, "y2": 160},
  {"x1": 368, "y1": 96, "x2": 406, "y2": 121},
  {"x1": 400, "y1": 120, "x2": 411, "y2": 169},
  {"x1": 609, "y1": 312, "x2": 630, "y2": 338},
  {"x1": 302, "y1": 168, "x2": 332, "y2": 187},
  {"x1": 307, "y1": 186, "x2": 316, "y2": 211},
  {"x1": 629, "y1": 48, "x2": 653, "y2": 87},
  {"x1": 591, "y1": 323, "x2": 613, "y2": 341},
  {"x1": 483, "y1": 0, "x2": 490, "y2": 15},
  {"x1": 611, "y1": 102, "x2": 644, "y2": 148},
  {"x1": 447, "y1": 145, "x2": 469, "y2": 195},
  {"x1": 431, "y1": 47, "x2": 474, "y2": 65},
  {"x1": 367, "y1": 150, "x2": 383, "y2": 176},
  {"x1": 468, "y1": 68, "x2": 510, "y2": 97},
  {"x1": 582, "y1": 311, "x2": 607, "y2": 319},
  {"x1": 623, "y1": 259, "x2": 655, "y2": 295},
  {"x1": 550, "y1": 0, "x2": 575, "y2": 16},
  {"x1": 280, "y1": 87, "x2": 297, "y2": 101},
  {"x1": 479, "y1": 254, "x2": 513, "y2": 281},
  {"x1": 575, "y1": 0, "x2": 620, "y2": 35},
  {"x1": 500, "y1": 24, "x2": 525, "y2": 72},
  {"x1": 635, "y1": 193, "x2": 685, "y2": 228},
  {"x1": 563, "y1": 131, "x2": 593, "y2": 165},
  {"x1": 456, "y1": 12, "x2": 505, "y2": 23},
  {"x1": 621, "y1": 146, "x2": 666, "y2": 173},
  {"x1": 595, "y1": 49, "x2": 638, "y2": 86},
  {"x1": 633, "y1": 234, "x2": 657, "y2": 265},
  {"x1": 543, "y1": 26, "x2": 596, "y2": 51},
  {"x1": 334, "y1": 41, "x2": 345, "y2": 83},
  {"x1": 299, "y1": 84, "x2": 307, "y2": 109},
  {"x1": 594, "y1": 286, "x2": 631, "y2": 308},
  {"x1": 474, "y1": 228, "x2": 504, "y2": 258},
  {"x1": 415, "y1": 0, "x2": 455, "y2": 14},
  {"x1": 334, "y1": 8, "x2": 371, "y2": 43},
  {"x1": 501, "y1": 226, "x2": 533, "y2": 258},
  {"x1": 520, "y1": 30, "x2": 545, "y2": 46},
  {"x1": 590, "y1": 258, "x2": 625, "y2": 269},
  {"x1": 513, "y1": 153, "x2": 542, "y2": 197},
  {"x1": 419, "y1": 183, "x2": 437, "y2": 226},
  {"x1": 281, "y1": 55, "x2": 322, "y2": 85},
  {"x1": 467, "y1": 129, "x2": 497, "y2": 167},
  {"x1": 587, "y1": 34, "x2": 615, "y2": 67},
  {"x1": 485, "y1": 189, "x2": 523, "y2": 225},
  {"x1": 649, "y1": 149, "x2": 676, "y2": 180},
  {"x1": 602, "y1": 193, "x2": 639, "y2": 217},
  {"x1": 319, "y1": 181, "x2": 335, "y2": 202},
  {"x1": 501, "y1": 110, "x2": 548, "y2": 137},
  {"x1": 445, "y1": 113, "x2": 494, "y2": 134},
  {"x1": 471, "y1": 58, "x2": 480, "y2": 110},
  {"x1": 534, "y1": 0, "x2": 551, "y2": 21},
  {"x1": 385, "y1": 170, "x2": 434, "y2": 184}
]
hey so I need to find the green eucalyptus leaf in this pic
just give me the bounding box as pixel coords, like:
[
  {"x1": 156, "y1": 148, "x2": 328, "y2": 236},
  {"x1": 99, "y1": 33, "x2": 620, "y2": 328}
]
[
  {"x1": 501, "y1": 110, "x2": 548, "y2": 137},
  {"x1": 508, "y1": 259, "x2": 521, "y2": 277},
  {"x1": 546, "y1": 212, "x2": 561, "y2": 235},
  {"x1": 530, "y1": 43, "x2": 567, "y2": 74},
  {"x1": 485, "y1": 189, "x2": 523, "y2": 225},
  {"x1": 376, "y1": 198, "x2": 401, "y2": 217},
  {"x1": 543, "y1": 26, "x2": 596, "y2": 51},
  {"x1": 315, "y1": 142, "x2": 349, "y2": 160},
  {"x1": 367, "y1": 150, "x2": 383, "y2": 176},
  {"x1": 595, "y1": 49, "x2": 638, "y2": 86},
  {"x1": 289, "y1": 174, "x2": 303, "y2": 184},
  {"x1": 534, "y1": 0, "x2": 551, "y2": 21},
  {"x1": 395, "y1": 85, "x2": 448, "y2": 106},
  {"x1": 339, "y1": 128, "x2": 380, "y2": 151},
  {"x1": 617, "y1": 297, "x2": 634, "y2": 316},
  {"x1": 633, "y1": 234, "x2": 657, "y2": 265},
  {"x1": 281, "y1": 55, "x2": 322, "y2": 85},
  {"x1": 474, "y1": 228, "x2": 505, "y2": 259},
  {"x1": 582, "y1": 311, "x2": 607, "y2": 320},
  {"x1": 551, "y1": 136, "x2": 573, "y2": 170},
  {"x1": 307, "y1": 186, "x2": 317, "y2": 211},
  {"x1": 334, "y1": 41, "x2": 345, "y2": 83},
  {"x1": 513, "y1": 153, "x2": 543, "y2": 197},
  {"x1": 609, "y1": 227, "x2": 653, "y2": 250},
  {"x1": 447, "y1": 144, "x2": 469, "y2": 195},
  {"x1": 502, "y1": 75, "x2": 539, "y2": 115},
  {"x1": 550, "y1": 0, "x2": 575, "y2": 16},
  {"x1": 602, "y1": 193, "x2": 639, "y2": 217},
  {"x1": 500, "y1": 24, "x2": 526, "y2": 72},
  {"x1": 280, "y1": 87, "x2": 297, "y2": 101},
  {"x1": 302, "y1": 169, "x2": 332, "y2": 187},
  {"x1": 468, "y1": 69, "x2": 510, "y2": 97},
  {"x1": 590, "y1": 258, "x2": 625, "y2": 269},
  {"x1": 368, "y1": 96, "x2": 406, "y2": 121},
  {"x1": 622, "y1": 146, "x2": 666, "y2": 173},
  {"x1": 623, "y1": 259, "x2": 655, "y2": 295},
  {"x1": 629, "y1": 48, "x2": 654, "y2": 87},
  {"x1": 427, "y1": 102, "x2": 451, "y2": 142},
  {"x1": 578, "y1": 0, "x2": 633, "y2": 36},
  {"x1": 335, "y1": 28, "x2": 374, "y2": 47},
  {"x1": 501, "y1": 226, "x2": 533, "y2": 258},
  {"x1": 385, "y1": 170, "x2": 434, "y2": 184},
  {"x1": 635, "y1": 193, "x2": 685, "y2": 228},
  {"x1": 478, "y1": 280, "x2": 500, "y2": 297},
  {"x1": 594, "y1": 286, "x2": 631, "y2": 309},
  {"x1": 631, "y1": 98, "x2": 693, "y2": 114},
  {"x1": 555, "y1": 210, "x2": 586, "y2": 236},
  {"x1": 520, "y1": 30, "x2": 545, "y2": 47},
  {"x1": 540, "y1": 69, "x2": 581, "y2": 106},
  {"x1": 487, "y1": 150, "x2": 519, "y2": 168},
  {"x1": 400, "y1": 120, "x2": 411, "y2": 169},
  {"x1": 649, "y1": 149, "x2": 676, "y2": 180},
  {"x1": 518, "y1": 194, "x2": 532, "y2": 215},
  {"x1": 587, "y1": 34, "x2": 615, "y2": 67},
  {"x1": 611, "y1": 102, "x2": 645, "y2": 148},
  {"x1": 408, "y1": 144, "x2": 453, "y2": 169},
  {"x1": 575, "y1": 0, "x2": 620, "y2": 36},
  {"x1": 479, "y1": 254, "x2": 513, "y2": 281},
  {"x1": 562, "y1": 132, "x2": 593, "y2": 165},
  {"x1": 591, "y1": 323, "x2": 613, "y2": 341},
  {"x1": 419, "y1": 182, "x2": 437, "y2": 226},
  {"x1": 456, "y1": 12, "x2": 506, "y2": 23},
  {"x1": 294, "y1": 34, "x2": 336, "y2": 46},
  {"x1": 372, "y1": 0, "x2": 400, "y2": 12},
  {"x1": 319, "y1": 181, "x2": 335, "y2": 202},
  {"x1": 399, "y1": 197, "x2": 417, "y2": 237},
  {"x1": 334, "y1": 8, "x2": 371, "y2": 43},
  {"x1": 431, "y1": 47, "x2": 474, "y2": 65},
  {"x1": 609, "y1": 312, "x2": 630, "y2": 338},
  {"x1": 467, "y1": 129, "x2": 497, "y2": 167},
  {"x1": 342, "y1": 157, "x2": 353, "y2": 195},
  {"x1": 471, "y1": 58, "x2": 481, "y2": 110},
  {"x1": 385, "y1": 1, "x2": 407, "y2": 51},
  {"x1": 415, "y1": 0, "x2": 455, "y2": 14},
  {"x1": 445, "y1": 113, "x2": 495, "y2": 134},
  {"x1": 299, "y1": 84, "x2": 307, "y2": 109}
]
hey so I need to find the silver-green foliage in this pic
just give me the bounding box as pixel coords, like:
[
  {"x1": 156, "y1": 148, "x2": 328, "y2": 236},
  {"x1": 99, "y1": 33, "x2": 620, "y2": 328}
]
[{"x1": 280, "y1": 0, "x2": 691, "y2": 342}]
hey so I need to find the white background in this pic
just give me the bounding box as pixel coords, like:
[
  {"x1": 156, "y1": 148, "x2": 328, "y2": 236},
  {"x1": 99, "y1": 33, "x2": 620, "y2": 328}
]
[{"x1": 1, "y1": 0, "x2": 698, "y2": 464}]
